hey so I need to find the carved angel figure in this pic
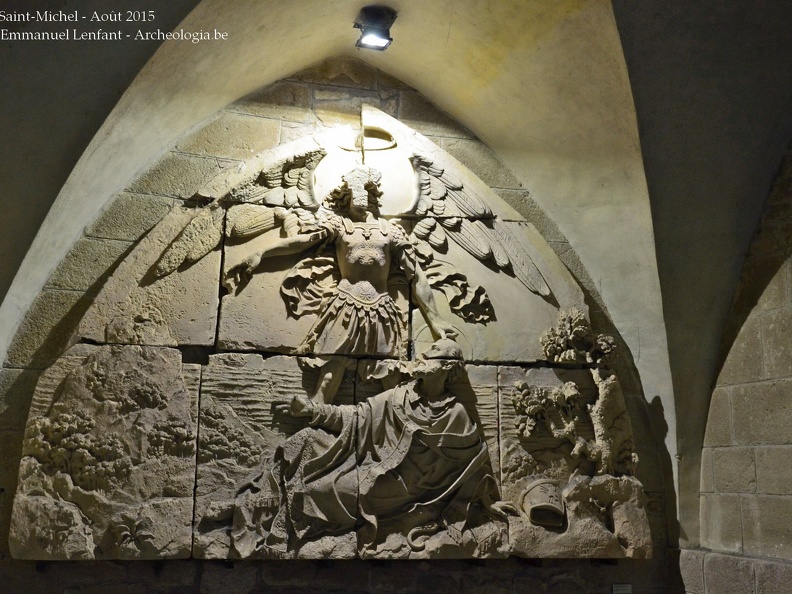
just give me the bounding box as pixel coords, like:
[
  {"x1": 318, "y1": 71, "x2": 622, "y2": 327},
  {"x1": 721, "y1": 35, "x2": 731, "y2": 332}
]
[
  {"x1": 154, "y1": 132, "x2": 554, "y2": 402},
  {"x1": 224, "y1": 165, "x2": 455, "y2": 360}
]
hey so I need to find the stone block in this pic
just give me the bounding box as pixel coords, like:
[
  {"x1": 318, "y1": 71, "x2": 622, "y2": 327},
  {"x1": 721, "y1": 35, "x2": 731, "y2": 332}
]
[
  {"x1": 259, "y1": 561, "x2": 319, "y2": 587},
  {"x1": 61, "y1": 583, "x2": 146, "y2": 594},
  {"x1": 44, "y1": 560, "x2": 128, "y2": 587},
  {"x1": 412, "y1": 221, "x2": 575, "y2": 363},
  {"x1": 78, "y1": 205, "x2": 221, "y2": 347},
  {"x1": 45, "y1": 238, "x2": 131, "y2": 292},
  {"x1": 288, "y1": 56, "x2": 380, "y2": 89},
  {"x1": 85, "y1": 192, "x2": 174, "y2": 242},
  {"x1": 756, "y1": 446, "x2": 792, "y2": 494},
  {"x1": 549, "y1": 241, "x2": 601, "y2": 303},
  {"x1": 495, "y1": 189, "x2": 566, "y2": 237},
  {"x1": 234, "y1": 81, "x2": 313, "y2": 122},
  {"x1": 742, "y1": 495, "x2": 792, "y2": 560},
  {"x1": 703, "y1": 387, "x2": 733, "y2": 447},
  {"x1": 398, "y1": 90, "x2": 473, "y2": 139},
  {"x1": 755, "y1": 558, "x2": 792, "y2": 594},
  {"x1": 127, "y1": 151, "x2": 226, "y2": 199},
  {"x1": 127, "y1": 559, "x2": 199, "y2": 588},
  {"x1": 0, "y1": 368, "x2": 39, "y2": 431},
  {"x1": 193, "y1": 354, "x2": 355, "y2": 560},
  {"x1": 453, "y1": 364, "x2": 500, "y2": 478},
  {"x1": 0, "y1": 560, "x2": 52, "y2": 592},
  {"x1": 176, "y1": 111, "x2": 281, "y2": 160},
  {"x1": 5, "y1": 289, "x2": 87, "y2": 369},
  {"x1": 699, "y1": 494, "x2": 742, "y2": 553},
  {"x1": 378, "y1": 69, "x2": 411, "y2": 90},
  {"x1": 218, "y1": 213, "x2": 410, "y2": 355},
  {"x1": 717, "y1": 314, "x2": 763, "y2": 386},
  {"x1": 679, "y1": 548, "x2": 705, "y2": 594},
  {"x1": 731, "y1": 380, "x2": 792, "y2": 445},
  {"x1": 279, "y1": 120, "x2": 325, "y2": 144},
  {"x1": 725, "y1": 254, "x2": 788, "y2": 345},
  {"x1": 761, "y1": 308, "x2": 792, "y2": 379},
  {"x1": 440, "y1": 138, "x2": 522, "y2": 189},
  {"x1": 713, "y1": 447, "x2": 756, "y2": 493},
  {"x1": 497, "y1": 367, "x2": 650, "y2": 559},
  {"x1": 703, "y1": 552, "x2": 755, "y2": 594},
  {"x1": 200, "y1": 561, "x2": 258, "y2": 594},
  {"x1": 314, "y1": 87, "x2": 398, "y2": 126},
  {"x1": 9, "y1": 345, "x2": 198, "y2": 560},
  {"x1": 700, "y1": 447, "x2": 714, "y2": 493}
]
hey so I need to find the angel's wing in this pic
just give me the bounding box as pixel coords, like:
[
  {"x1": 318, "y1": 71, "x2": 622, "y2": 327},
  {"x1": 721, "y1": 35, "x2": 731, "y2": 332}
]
[
  {"x1": 407, "y1": 153, "x2": 550, "y2": 298},
  {"x1": 154, "y1": 204, "x2": 224, "y2": 278},
  {"x1": 224, "y1": 148, "x2": 329, "y2": 240},
  {"x1": 227, "y1": 149, "x2": 326, "y2": 210},
  {"x1": 154, "y1": 149, "x2": 328, "y2": 278}
]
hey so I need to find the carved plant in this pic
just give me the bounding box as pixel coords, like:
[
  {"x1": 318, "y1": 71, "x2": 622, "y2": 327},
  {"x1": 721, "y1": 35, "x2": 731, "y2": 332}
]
[
  {"x1": 110, "y1": 513, "x2": 155, "y2": 558},
  {"x1": 510, "y1": 381, "x2": 603, "y2": 467},
  {"x1": 501, "y1": 444, "x2": 541, "y2": 483},
  {"x1": 541, "y1": 309, "x2": 615, "y2": 365},
  {"x1": 27, "y1": 411, "x2": 132, "y2": 492},
  {"x1": 147, "y1": 420, "x2": 196, "y2": 458},
  {"x1": 198, "y1": 405, "x2": 261, "y2": 467},
  {"x1": 86, "y1": 365, "x2": 170, "y2": 413},
  {"x1": 510, "y1": 382, "x2": 585, "y2": 442}
]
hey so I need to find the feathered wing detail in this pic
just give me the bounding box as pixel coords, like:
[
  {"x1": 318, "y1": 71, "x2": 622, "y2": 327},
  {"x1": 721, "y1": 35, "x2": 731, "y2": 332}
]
[
  {"x1": 154, "y1": 205, "x2": 224, "y2": 278},
  {"x1": 153, "y1": 148, "x2": 328, "y2": 279},
  {"x1": 226, "y1": 204, "x2": 325, "y2": 240},
  {"x1": 410, "y1": 154, "x2": 492, "y2": 218},
  {"x1": 487, "y1": 220, "x2": 550, "y2": 296},
  {"x1": 223, "y1": 147, "x2": 328, "y2": 242},
  {"x1": 408, "y1": 151, "x2": 551, "y2": 299},
  {"x1": 228, "y1": 149, "x2": 326, "y2": 209}
]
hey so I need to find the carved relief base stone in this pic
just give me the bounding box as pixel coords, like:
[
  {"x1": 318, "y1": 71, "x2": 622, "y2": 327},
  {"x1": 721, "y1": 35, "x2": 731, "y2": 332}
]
[{"x1": 10, "y1": 345, "x2": 199, "y2": 560}]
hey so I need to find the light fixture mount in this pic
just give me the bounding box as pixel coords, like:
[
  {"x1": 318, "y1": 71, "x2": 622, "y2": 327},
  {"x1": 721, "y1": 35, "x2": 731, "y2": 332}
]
[{"x1": 353, "y1": 5, "x2": 397, "y2": 51}]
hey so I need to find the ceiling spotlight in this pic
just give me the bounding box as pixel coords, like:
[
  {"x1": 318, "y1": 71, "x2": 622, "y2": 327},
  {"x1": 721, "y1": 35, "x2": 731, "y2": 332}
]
[{"x1": 353, "y1": 6, "x2": 397, "y2": 51}]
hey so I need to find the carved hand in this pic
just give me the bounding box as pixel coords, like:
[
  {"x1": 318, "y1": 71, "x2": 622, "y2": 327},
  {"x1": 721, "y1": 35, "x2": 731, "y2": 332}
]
[
  {"x1": 273, "y1": 394, "x2": 314, "y2": 418},
  {"x1": 288, "y1": 394, "x2": 314, "y2": 417},
  {"x1": 484, "y1": 499, "x2": 519, "y2": 520},
  {"x1": 223, "y1": 251, "x2": 263, "y2": 292},
  {"x1": 431, "y1": 319, "x2": 458, "y2": 340}
]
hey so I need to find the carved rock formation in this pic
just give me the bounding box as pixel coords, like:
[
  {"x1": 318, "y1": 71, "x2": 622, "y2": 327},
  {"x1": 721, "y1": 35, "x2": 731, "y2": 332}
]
[{"x1": 10, "y1": 345, "x2": 199, "y2": 560}]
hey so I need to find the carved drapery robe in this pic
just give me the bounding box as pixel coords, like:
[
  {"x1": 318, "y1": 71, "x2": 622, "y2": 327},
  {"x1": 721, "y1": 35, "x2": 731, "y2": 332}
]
[{"x1": 231, "y1": 381, "x2": 495, "y2": 557}]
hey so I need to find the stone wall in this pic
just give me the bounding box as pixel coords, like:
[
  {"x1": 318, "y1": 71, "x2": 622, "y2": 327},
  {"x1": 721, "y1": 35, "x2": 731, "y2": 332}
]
[
  {"x1": 0, "y1": 57, "x2": 676, "y2": 591},
  {"x1": 690, "y1": 148, "x2": 792, "y2": 591}
]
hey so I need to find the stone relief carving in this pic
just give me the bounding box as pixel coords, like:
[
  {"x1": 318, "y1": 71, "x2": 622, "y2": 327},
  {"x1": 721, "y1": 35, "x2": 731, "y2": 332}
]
[
  {"x1": 197, "y1": 340, "x2": 510, "y2": 560},
  {"x1": 496, "y1": 310, "x2": 649, "y2": 558},
  {"x1": 11, "y1": 106, "x2": 651, "y2": 561},
  {"x1": 10, "y1": 345, "x2": 199, "y2": 560}
]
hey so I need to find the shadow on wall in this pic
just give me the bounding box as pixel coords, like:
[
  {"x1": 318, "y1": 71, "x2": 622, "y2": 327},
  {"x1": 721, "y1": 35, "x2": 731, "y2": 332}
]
[{"x1": 715, "y1": 146, "x2": 792, "y2": 378}]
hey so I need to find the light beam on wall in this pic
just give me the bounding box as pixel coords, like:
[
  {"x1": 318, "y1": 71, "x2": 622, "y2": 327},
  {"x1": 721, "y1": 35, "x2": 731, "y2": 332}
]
[{"x1": 353, "y1": 6, "x2": 396, "y2": 51}]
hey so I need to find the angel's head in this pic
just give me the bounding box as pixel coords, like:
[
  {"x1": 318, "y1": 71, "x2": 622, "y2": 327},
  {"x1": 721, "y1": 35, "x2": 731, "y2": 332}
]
[{"x1": 325, "y1": 166, "x2": 383, "y2": 218}]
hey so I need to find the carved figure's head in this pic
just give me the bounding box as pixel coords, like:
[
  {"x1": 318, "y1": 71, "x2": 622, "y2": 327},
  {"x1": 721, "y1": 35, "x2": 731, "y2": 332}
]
[
  {"x1": 422, "y1": 338, "x2": 463, "y2": 361},
  {"x1": 413, "y1": 338, "x2": 464, "y2": 384},
  {"x1": 325, "y1": 166, "x2": 383, "y2": 216}
]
